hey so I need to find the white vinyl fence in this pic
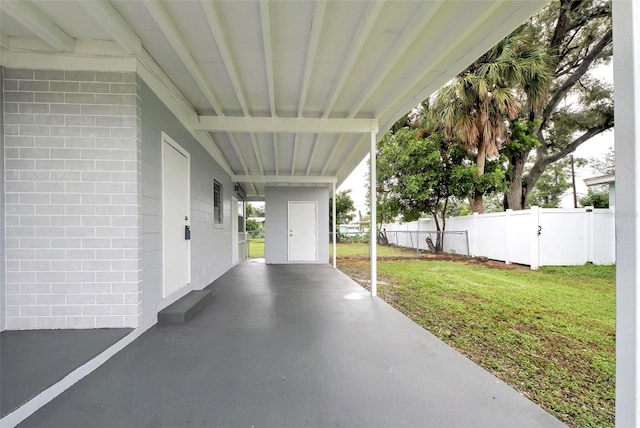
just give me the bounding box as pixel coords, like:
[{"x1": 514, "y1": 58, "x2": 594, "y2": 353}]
[{"x1": 382, "y1": 207, "x2": 615, "y2": 269}]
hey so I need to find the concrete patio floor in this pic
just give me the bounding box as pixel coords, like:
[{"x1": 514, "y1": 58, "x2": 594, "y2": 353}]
[{"x1": 20, "y1": 260, "x2": 564, "y2": 427}]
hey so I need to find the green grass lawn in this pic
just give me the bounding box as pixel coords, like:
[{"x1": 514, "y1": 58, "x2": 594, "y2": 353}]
[
  {"x1": 336, "y1": 243, "x2": 615, "y2": 428},
  {"x1": 247, "y1": 238, "x2": 265, "y2": 258}
]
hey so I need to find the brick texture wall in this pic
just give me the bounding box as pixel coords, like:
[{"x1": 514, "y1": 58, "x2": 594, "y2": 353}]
[{"x1": 3, "y1": 68, "x2": 142, "y2": 329}]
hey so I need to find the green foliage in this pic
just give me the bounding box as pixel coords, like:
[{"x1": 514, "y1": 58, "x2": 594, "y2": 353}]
[
  {"x1": 376, "y1": 128, "x2": 478, "y2": 229},
  {"x1": 245, "y1": 218, "x2": 260, "y2": 231},
  {"x1": 580, "y1": 188, "x2": 609, "y2": 208},
  {"x1": 589, "y1": 146, "x2": 615, "y2": 176},
  {"x1": 245, "y1": 202, "x2": 254, "y2": 217},
  {"x1": 503, "y1": 120, "x2": 540, "y2": 160},
  {"x1": 329, "y1": 189, "x2": 356, "y2": 231}
]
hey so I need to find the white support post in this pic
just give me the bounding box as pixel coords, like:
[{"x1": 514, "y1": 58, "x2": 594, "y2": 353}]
[
  {"x1": 332, "y1": 182, "x2": 337, "y2": 269},
  {"x1": 370, "y1": 127, "x2": 378, "y2": 297},
  {"x1": 614, "y1": 1, "x2": 640, "y2": 425}
]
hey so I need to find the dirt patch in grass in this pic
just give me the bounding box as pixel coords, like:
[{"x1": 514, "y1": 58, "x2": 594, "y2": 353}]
[{"x1": 340, "y1": 252, "x2": 531, "y2": 270}]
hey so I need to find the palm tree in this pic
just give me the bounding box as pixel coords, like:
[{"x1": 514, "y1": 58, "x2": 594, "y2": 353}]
[{"x1": 431, "y1": 30, "x2": 550, "y2": 213}]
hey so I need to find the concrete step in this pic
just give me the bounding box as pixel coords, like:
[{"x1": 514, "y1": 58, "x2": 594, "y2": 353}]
[{"x1": 158, "y1": 290, "x2": 211, "y2": 324}]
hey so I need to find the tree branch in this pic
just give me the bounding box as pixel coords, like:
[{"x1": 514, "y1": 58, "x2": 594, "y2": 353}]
[{"x1": 541, "y1": 28, "x2": 612, "y2": 127}]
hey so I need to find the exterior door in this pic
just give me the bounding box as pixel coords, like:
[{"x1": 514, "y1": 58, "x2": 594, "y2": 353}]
[
  {"x1": 288, "y1": 201, "x2": 317, "y2": 262},
  {"x1": 163, "y1": 137, "x2": 190, "y2": 296}
]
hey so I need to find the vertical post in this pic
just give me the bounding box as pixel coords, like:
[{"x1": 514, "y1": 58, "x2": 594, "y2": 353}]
[
  {"x1": 370, "y1": 126, "x2": 378, "y2": 297},
  {"x1": 332, "y1": 182, "x2": 337, "y2": 269},
  {"x1": 530, "y1": 206, "x2": 540, "y2": 270},
  {"x1": 614, "y1": 1, "x2": 640, "y2": 425},
  {"x1": 586, "y1": 206, "x2": 595, "y2": 264}
]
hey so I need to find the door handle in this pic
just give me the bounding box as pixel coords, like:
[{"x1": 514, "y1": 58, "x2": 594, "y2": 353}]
[{"x1": 185, "y1": 225, "x2": 191, "y2": 240}]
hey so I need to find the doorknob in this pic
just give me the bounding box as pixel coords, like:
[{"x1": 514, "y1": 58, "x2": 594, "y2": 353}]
[{"x1": 185, "y1": 225, "x2": 191, "y2": 240}]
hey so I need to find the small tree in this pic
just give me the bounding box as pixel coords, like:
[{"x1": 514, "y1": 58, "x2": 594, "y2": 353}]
[
  {"x1": 329, "y1": 190, "x2": 355, "y2": 232},
  {"x1": 376, "y1": 128, "x2": 481, "y2": 251}
]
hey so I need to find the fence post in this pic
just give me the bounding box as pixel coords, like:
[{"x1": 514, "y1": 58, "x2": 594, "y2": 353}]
[
  {"x1": 505, "y1": 209, "x2": 512, "y2": 265},
  {"x1": 586, "y1": 206, "x2": 595, "y2": 263},
  {"x1": 530, "y1": 206, "x2": 540, "y2": 270}
]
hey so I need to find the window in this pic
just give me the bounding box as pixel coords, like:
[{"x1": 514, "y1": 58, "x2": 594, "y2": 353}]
[{"x1": 214, "y1": 180, "x2": 223, "y2": 225}]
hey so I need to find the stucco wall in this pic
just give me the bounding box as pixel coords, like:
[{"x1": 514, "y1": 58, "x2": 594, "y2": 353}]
[
  {"x1": 139, "y1": 79, "x2": 234, "y2": 328},
  {"x1": 264, "y1": 186, "x2": 329, "y2": 264},
  {"x1": 2, "y1": 69, "x2": 142, "y2": 329}
]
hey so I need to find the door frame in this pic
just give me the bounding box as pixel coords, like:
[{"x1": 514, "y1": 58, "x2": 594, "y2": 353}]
[
  {"x1": 161, "y1": 132, "x2": 191, "y2": 297},
  {"x1": 287, "y1": 201, "x2": 318, "y2": 262}
]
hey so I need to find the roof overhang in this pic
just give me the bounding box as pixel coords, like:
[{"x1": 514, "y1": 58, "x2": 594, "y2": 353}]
[{"x1": 0, "y1": 0, "x2": 550, "y2": 197}]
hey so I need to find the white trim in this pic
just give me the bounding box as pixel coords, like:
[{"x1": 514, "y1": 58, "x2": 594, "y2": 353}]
[
  {"x1": 332, "y1": 182, "x2": 337, "y2": 269},
  {"x1": 232, "y1": 175, "x2": 336, "y2": 184},
  {"x1": 584, "y1": 174, "x2": 615, "y2": 186},
  {"x1": 161, "y1": 133, "x2": 192, "y2": 298},
  {"x1": 298, "y1": 0, "x2": 327, "y2": 116},
  {"x1": 259, "y1": 0, "x2": 276, "y2": 116},
  {"x1": 0, "y1": 0, "x2": 74, "y2": 52},
  {"x1": 193, "y1": 116, "x2": 378, "y2": 134}
]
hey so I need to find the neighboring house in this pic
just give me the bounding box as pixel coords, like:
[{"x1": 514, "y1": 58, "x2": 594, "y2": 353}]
[{"x1": 584, "y1": 174, "x2": 615, "y2": 208}]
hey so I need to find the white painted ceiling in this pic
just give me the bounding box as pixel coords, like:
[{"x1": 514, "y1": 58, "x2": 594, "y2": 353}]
[{"x1": 0, "y1": 0, "x2": 548, "y2": 198}]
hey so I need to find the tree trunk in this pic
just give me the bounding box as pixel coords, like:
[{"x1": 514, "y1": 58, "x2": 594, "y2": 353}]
[
  {"x1": 505, "y1": 150, "x2": 528, "y2": 210},
  {"x1": 472, "y1": 139, "x2": 487, "y2": 213}
]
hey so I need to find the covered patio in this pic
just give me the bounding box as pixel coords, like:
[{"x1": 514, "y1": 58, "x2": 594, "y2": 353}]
[{"x1": 18, "y1": 260, "x2": 562, "y2": 427}]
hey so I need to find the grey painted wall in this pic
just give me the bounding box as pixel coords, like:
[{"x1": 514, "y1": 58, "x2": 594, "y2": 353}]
[
  {"x1": 139, "y1": 78, "x2": 234, "y2": 328},
  {"x1": 2, "y1": 68, "x2": 142, "y2": 329},
  {"x1": 1, "y1": 67, "x2": 6, "y2": 331},
  {"x1": 264, "y1": 186, "x2": 329, "y2": 264}
]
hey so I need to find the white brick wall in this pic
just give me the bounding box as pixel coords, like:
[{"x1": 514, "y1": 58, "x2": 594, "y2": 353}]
[{"x1": 3, "y1": 68, "x2": 142, "y2": 330}]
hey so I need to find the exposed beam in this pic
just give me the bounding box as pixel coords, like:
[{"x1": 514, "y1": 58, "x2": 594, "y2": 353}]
[
  {"x1": 200, "y1": 0, "x2": 250, "y2": 115},
  {"x1": 297, "y1": 0, "x2": 327, "y2": 117},
  {"x1": 259, "y1": 0, "x2": 276, "y2": 116},
  {"x1": 228, "y1": 134, "x2": 250, "y2": 175},
  {"x1": 193, "y1": 116, "x2": 377, "y2": 134},
  {"x1": 250, "y1": 134, "x2": 265, "y2": 175},
  {"x1": 347, "y1": 1, "x2": 445, "y2": 118},
  {"x1": 320, "y1": 135, "x2": 346, "y2": 175},
  {"x1": 273, "y1": 134, "x2": 279, "y2": 175},
  {"x1": 232, "y1": 175, "x2": 337, "y2": 184},
  {"x1": 290, "y1": 134, "x2": 299, "y2": 175},
  {"x1": 143, "y1": 0, "x2": 225, "y2": 115},
  {"x1": 305, "y1": 134, "x2": 320, "y2": 175},
  {"x1": 0, "y1": 0, "x2": 74, "y2": 52},
  {"x1": 78, "y1": 0, "x2": 141, "y2": 55},
  {"x1": 321, "y1": 0, "x2": 385, "y2": 118}
]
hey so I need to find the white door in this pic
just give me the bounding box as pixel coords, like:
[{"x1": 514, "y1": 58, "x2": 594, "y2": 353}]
[
  {"x1": 231, "y1": 197, "x2": 239, "y2": 264},
  {"x1": 163, "y1": 137, "x2": 190, "y2": 297},
  {"x1": 288, "y1": 201, "x2": 317, "y2": 262}
]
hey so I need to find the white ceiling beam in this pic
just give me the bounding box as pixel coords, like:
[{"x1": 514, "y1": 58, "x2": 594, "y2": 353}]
[
  {"x1": 193, "y1": 116, "x2": 377, "y2": 134},
  {"x1": 250, "y1": 134, "x2": 265, "y2": 175},
  {"x1": 347, "y1": 1, "x2": 445, "y2": 118},
  {"x1": 143, "y1": 0, "x2": 225, "y2": 115},
  {"x1": 273, "y1": 134, "x2": 279, "y2": 175},
  {"x1": 259, "y1": 0, "x2": 276, "y2": 116},
  {"x1": 0, "y1": 0, "x2": 74, "y2": 52},
  {"x1": 232, "y1": 175, "x2": 337, "y2": 184},
  {"x1": 228, "y1": 134, "x2": 250, "y2": 175},
  {"x1": 291, "y1": 134, "x2": 299, "y2": 175},
  {"x1": 320, "y1": 135, "x2": 346, "y2": 175},
  {"x1": 297, "y1": 0, "x2": 327, "y2": 117},
  {"x1": 200, "y1": 0, "x2": 250, "y2": 116},
  {"x1": 305, "y1": 134, "x2": 320, "y2": 176},
  {"x1": 78, "y1": 0, "x2": 141, "y2": 55},
  {"x1": 321, "y1": 1, "x2": 385, "y2": 118}
]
